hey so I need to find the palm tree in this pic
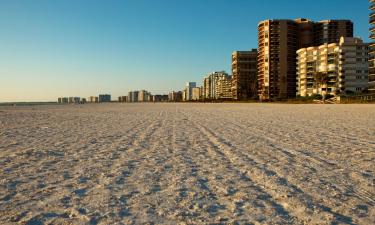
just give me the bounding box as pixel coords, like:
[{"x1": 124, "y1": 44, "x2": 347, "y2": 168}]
[{"x1": 314, "y1": 71, "x2": 329, "y2": 103}]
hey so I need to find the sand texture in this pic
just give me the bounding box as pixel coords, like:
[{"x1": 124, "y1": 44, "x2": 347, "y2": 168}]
[{"x1": 0, "y1": 103, "x2": 374, "y2": 224}]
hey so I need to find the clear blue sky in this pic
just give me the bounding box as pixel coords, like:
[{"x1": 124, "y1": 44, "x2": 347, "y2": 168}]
[{"x1": 0, "y1": 0, "x2": 370, "y2": 102}]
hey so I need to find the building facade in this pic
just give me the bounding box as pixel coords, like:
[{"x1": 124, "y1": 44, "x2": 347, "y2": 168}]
[
  {"x1": 138, "y1": 90, "x2": 150, "y2": 102},
  {"x1": 184, "y1": 82, "x2": 196, "y2": 101},
  {"x1": 314, "y1": 20, "x2": 353, "y2": 46},
  {"x1": 370, "y1": 0, "x2": 375, "y2": 92},
  {"x1": 191, "y1": 87, "x2": 201, "y2": 101},
  {"x1": 297, "y1": 37, "x2": 369, "y2": 97},
  {"x1": 258, "y1": 18, "x2": 353, "y2": 100},
  {"x1": 203, "y1": 71, "x2": 231, "y2": 100},
  {"x1": 152, "y1": 95, "x2": 168, "y2": 102},
  {"x1": 168, "y1": 91, "x2": 183, "y2": 102},
  {"x1": 128, "y1": 91, "x2": 139, "y2": 102},
  {"x1": 216, "y1": 75, "x2": 232, "y2": 99},
  {"x1": 99, "y1": 94, "x2": 111, "y2": 102},
  {"x1": 231, "y1": 50, "x2": 258, "y2": 100},
  {"x1": 88, "y1": 96, "x2": 99, "y2": 103},
  {"x1": 118, "y1": 96, "x2": 127, "y2": 102}
]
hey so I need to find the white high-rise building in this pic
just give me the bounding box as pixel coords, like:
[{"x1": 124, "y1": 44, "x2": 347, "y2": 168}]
[
  {"x1": 297, "y1": 37, "x2": 369, "y2": 97},
  {"x1": 184, "y1": 82, "x2": 196, "y2": 101},
  {"x1": 203, "y1": 71, "x2": 232, "y2": 99}
]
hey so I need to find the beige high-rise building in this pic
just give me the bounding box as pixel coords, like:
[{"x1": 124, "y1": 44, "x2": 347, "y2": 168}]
[
  {"x1": 216, "y1": 75, "x2": 232, "y2": 99},
  {"x1": 191, "y1": 87, "x2": 201, "y2": 101},
  {"x1": 258, "y1": 18, "x2": 353, "y2": 100},
  {"x1": 138, "y1": 90, "x2": 150, "y2": 102},
  {"x1": 370, "y1": 0, "x2": 375, "y2": 92},
  {"x1": 203, "y1": 71, "x2": 231, "y2": 99},
  {"x1": 231, "y1": 50, "x2": 258, "y2": 100},
  {"x1": 297, "y1": 37, "x2": 369, "y2": 97}
]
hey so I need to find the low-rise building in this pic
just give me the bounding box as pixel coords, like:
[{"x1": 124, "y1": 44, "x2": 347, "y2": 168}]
[
  {"x1": 168, "y1": 91, "x2": 183, "y2": 102},
  {"x1": 99, "y1": 94, "x2": 111, "y2": 102},
  {"x1": 152, "y1": 95, "x2": 169, "y2": 102},
  {"x1": 118, "y1": 96, "x2": 127, "y2": 102},
  {"x1": 88, "y1": 96, "x2": 99, "y2": 103}
]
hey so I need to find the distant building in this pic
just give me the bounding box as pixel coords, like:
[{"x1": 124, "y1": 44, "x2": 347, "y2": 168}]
[
  {"x1": 191, "y1": 87, "x2": 201, "y2": 101},
  {"x1": 184, "y1": 82, "x2": 196, "y2": 101},
  {"x1": 182, "y1": 89, "x2": 187, "y2": 101},
  {"x1": 216, "y1": 75, "x2": 232, "y2": 99},
  {"x1": 152, "y1": 95, "x2": 169, "y2": 102},
  {"x1": 88, "y1": 96, "x2": 99, "y2": 103},
  {"x1": 99, "y1": 94, "x2": 111, "y2": 102},
  {"x1": 73, "y1": 97, "x2": 80, "y2": 104},
  {"x1": 61, "y1": 97, "x2": 68, "y2": 103},
  {"x1": 203, "y1": 71, "x2": 231, "y2": 99},
  {"x1": 68, "y1": 97, "x2": 75, "y2": 103},
  {"x1": 128, "y1": 91, "x2": 139, "y2": 102},
  {"x1": 297, "y1": 37, "x2": 369, "y2": 97},
  {"x1": 370, "y1": 0, "x2": 375, "y2": 92},
  {"x1": 232, "y1": 50, "x2": 258, "y2": 100},
  {"x1": 118, "y1": 96, "x2": 127, "y2": 102},
  {"x1": 138, "y1": 90, "x2": 150, "y2": 102},
  {"x1": 168, "y1": 91, "x2": 183, "y2": 102}
]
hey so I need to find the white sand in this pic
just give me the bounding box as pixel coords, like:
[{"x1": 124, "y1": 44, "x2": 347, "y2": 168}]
[{"x1": 0, "y1": 103, "x2": 374, "y2": 224}]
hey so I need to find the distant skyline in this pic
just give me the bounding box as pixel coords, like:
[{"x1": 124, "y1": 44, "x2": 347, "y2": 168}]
[{"x1": 0, "y1": 0, "x2": 371, "y2": 102}]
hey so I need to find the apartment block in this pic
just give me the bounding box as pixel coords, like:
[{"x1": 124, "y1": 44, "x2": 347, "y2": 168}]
[
  {"x1": 152, "y1": 95, "x2": 168, "y2": 102},
  {"x1": 184, "y1": 82, "x2": 196, "y2": 101},
  {"x1": 314, "y1": 20, "x2": 353, "y2": 46},
  {"x1": 168, "y1": 91, "x2": 183, "y2": 102},
  {"x1": 88, "y1": 96, "x2": 99, "y2": 103},
  {"x1": 99, "y1": 94, "x2": 111, "y2": 102},
  {"x1": 203, "y1": 71, "x2": 231, "y2": 99},
  {"x1": 58, "y1": 97, "x2": 69, "y2": 103},
  {"x1": 231, "y1": 50, "x2": 258, "y2": 100},
  {"x1": 216, "y1": 75, "x2": 232, "y2": 99},
  {"x1": 118, "y1": 96, "x2": 127, "y2": 102},
  {"x1": 258, "y1": 18, "x2": 353, "y2": 100},
  {"x1": 370, "y1": 0, "x2": 375, "y2": 92},
  {"x1": 128, "y1": 91, "x2": 139, "y2": 102},
  {"x1": 191, "y1": 87, "x2": 201, "y2": 101},
  {"x1": 297, "y1": 37, "x2": 369, "y2": 97},
  {"x1": 138, "y1": 90, "x2": 150, "y2": 102}
]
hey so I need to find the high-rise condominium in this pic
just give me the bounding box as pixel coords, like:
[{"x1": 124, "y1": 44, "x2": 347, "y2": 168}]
[
  {"x1": 203, "y1": 71, "x2": 231, "y2": 99},
  {"x1": 184, "y1": 82, "x2": 196, "y2": 101},
  {"x1": 231, "y1": 50, "x2": 258, "y2": 100},
  {"x1": 258, "y1": 18, "x2": 353, "y2": 100},
  {"x1": 297, "y1": 37, "x2": 369, "y2": 97},
  {"x1": 370, "y1": 0, "x2": 375, "y2": 92}
]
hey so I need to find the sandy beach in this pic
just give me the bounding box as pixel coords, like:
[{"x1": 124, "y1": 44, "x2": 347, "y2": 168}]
[{"x1": 0, "y1": 103, "x2": 374, "y2": 224}]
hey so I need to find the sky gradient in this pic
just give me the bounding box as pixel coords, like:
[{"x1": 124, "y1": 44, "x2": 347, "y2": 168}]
[{"x1": 0, "y1": 0, "x2": 371, "y2": 102}]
